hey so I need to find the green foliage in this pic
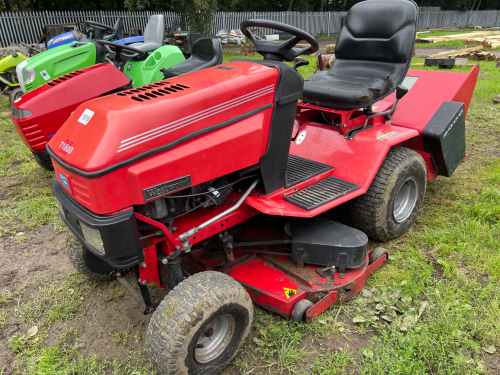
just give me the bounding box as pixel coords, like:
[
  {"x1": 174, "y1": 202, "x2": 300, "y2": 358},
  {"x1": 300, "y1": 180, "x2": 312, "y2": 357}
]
[{"x1": 174, "y1": 0, "x2": 218, "y2": 36}]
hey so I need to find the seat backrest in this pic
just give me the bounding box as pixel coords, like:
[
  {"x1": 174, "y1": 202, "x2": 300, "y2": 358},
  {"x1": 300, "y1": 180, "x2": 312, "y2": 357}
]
[
  {"x1": 144, "y1": 15, "x2": 165, "y2": 45},
  {"x1": 109, "y1": 18, "x2": 123, "y2": 39},
  {"x1": 336, "y1": 0, "x2": 417, "y2": 65},
  {"x1": 192, "y1": 38, "x2": 223, "y2": 64},
  {"x1": 161, "y1": 38, "x2": 223, "y2": 78}
]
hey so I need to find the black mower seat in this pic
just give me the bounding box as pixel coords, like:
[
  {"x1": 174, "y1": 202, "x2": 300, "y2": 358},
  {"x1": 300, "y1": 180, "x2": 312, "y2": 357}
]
[
  {"x1": 129, "y1": 14, "x2": 165, "y2": 53},
  {"x1": 161, "y1": 38, "x2": 223, "y2": 78},
  {"x1": 302, "y1": 0, "x2": 417, "y2": 110}
]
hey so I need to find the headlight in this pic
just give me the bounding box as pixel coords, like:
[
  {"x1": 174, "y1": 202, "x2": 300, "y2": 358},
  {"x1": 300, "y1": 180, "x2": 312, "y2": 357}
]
[
  {"x1": 16, "y1": 60, "x2": 28, "y2": 93},
  {"x1": 23, "y1": 67, "x2": 36, "y2": 84},
  {"x1": 79, "y1": 222, "x2": 105, "y2": 254},
  {"x1": 10, "y1": 106, "x2": 32, "y2": 119}
]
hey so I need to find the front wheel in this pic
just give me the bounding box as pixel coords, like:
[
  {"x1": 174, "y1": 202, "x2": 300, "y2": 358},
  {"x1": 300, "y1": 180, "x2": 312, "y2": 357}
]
[
  {"x1": 344, "y1": 147, "x2": 427, "y2": 242},
  {"x1": 9, "y1": 87, "x2": 23, "y2": 103},
  {"x1": 66, "y1": 233, "x2": 113, "y2": 280},
  {"x1": 147, "y1": 271, "x2": 253, "y2": 375}
]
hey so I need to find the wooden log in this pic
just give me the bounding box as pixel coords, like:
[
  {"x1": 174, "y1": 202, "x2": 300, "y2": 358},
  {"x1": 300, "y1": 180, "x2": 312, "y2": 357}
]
[{"x1": 429, "y1": 45, "x2": 483, "y2": 58}]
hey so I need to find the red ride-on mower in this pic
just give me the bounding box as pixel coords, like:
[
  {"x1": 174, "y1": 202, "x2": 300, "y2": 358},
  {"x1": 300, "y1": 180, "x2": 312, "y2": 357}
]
[{"x1": 49, "y1": 0, "x2": 478, "y2": 373}]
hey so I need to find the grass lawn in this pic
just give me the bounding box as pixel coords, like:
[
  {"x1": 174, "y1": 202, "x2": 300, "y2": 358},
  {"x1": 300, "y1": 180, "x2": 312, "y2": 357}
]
[
  {"x1": 0, "y1": 52, "x2": 499, "y2": 374},
  {"x1": 415, "y1": 28, "x2": 500, "y2": 51}
]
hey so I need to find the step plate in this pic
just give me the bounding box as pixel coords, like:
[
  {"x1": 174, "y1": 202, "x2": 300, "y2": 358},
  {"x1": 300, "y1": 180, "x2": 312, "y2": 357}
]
[
  {"x1": 285, "y1": 155, "x2": 333, "y2": 188},
  {"x1": 284, "y1": 176, "x2": 360, "y2": 211}
]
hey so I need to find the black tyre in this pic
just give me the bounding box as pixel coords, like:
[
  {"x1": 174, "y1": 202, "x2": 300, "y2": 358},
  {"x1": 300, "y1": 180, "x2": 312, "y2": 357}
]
[
  {"x1": 369, "y1": 247, "x2": 388, "y2": 264},
  {"x1": 9, "y1": 87, "x2": 23, "y2": 103},
  {"x1": 66, "y1": 234, "x2": 113, "y2": 280},
  {"x1": 146, "y1": 271, "x2": 253, "y2": 375},
  {"x1": 344, "y1": 147, "x2": 427, "y2": 242},
  {"x1": 32, "y1": 151, "x2": 54, "y2": 171},
  {"x1": 291, "y1": 299, "x2": 313, "y2": 323}
]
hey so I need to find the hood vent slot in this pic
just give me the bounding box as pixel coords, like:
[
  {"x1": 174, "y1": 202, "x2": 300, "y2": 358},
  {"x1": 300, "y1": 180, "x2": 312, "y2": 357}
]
[
  {"x1": 47, "y1": 70, "x2": 84, "y2": 87},
  {"x1": 117, "y1": 80, "x2": 190, "y2": 102}
]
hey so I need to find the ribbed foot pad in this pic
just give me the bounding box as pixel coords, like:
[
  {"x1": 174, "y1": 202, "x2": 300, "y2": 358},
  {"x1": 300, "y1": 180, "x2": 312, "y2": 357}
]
[
  {"x1": 285, "y1": 155, "x2": 333, "y2": 188},
  {"x1": 284, "y1": 176, "x2": 360, "y2": 210}
]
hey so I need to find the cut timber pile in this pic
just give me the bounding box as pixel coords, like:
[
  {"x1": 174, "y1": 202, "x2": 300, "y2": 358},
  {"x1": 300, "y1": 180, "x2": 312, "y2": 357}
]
[
  {"x1": 325, "y1": 44, "x2": 335, "y2": 54},
  {"x1": 315, "y1": 54, "x2": 335, "y2": 68},
  {"x1": 417, "y1": 30, "x2": 499, "y2": 43},
  {"x1": 296, "y1": 43, "x2": 316, "y2": 56},
  {"x1": 240, "y1": 44, "x2": 257, "y2": 56},
  {"x1": 428, "y1": 45, "x2": 500, "y2": 61},
  {"x1": 464, "y1": 34, "x2": 500, "y2": 48}
]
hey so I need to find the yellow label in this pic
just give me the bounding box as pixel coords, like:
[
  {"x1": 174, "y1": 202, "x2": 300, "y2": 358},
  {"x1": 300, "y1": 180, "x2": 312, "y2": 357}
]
[
  {"x1": 283, "y1": 287, "x2": 297, "y2": 299},
  {"x1": 376, "y1": 131, "x2": 400, "y2": 140}
]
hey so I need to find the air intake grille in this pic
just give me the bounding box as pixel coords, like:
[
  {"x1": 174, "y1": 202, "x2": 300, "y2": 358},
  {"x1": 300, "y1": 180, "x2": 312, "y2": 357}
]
[
  {"x1": 285, "y1": 155, "x2": 333, "y2": 188},
  {"x1": 284, "y1": 176, "x2": 360, "y2": 211},
  {"x1": 117, "y1": 81, "x2": 190, "y2": 102},
  {"x1": 47, "y1": 70, "x2": 84, "y2": 86}
]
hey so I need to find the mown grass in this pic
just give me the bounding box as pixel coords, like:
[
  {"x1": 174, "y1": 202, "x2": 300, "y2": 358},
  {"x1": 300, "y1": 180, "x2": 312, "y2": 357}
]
[{"x1": 0, "y1": 53, "x2": 499, "y2": 374}]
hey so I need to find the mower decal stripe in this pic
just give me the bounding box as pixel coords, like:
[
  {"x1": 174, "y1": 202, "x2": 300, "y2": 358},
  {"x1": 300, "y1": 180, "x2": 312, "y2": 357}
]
[
  {"x1": 119, "y1": 85, "x2": 275, "y2": 146},
  {"x1": 118, "y1": 87, "x2": 275, "y2": 152},
  {"x1": 46, "y1": 104, "x2": 273, "y2": 179}
]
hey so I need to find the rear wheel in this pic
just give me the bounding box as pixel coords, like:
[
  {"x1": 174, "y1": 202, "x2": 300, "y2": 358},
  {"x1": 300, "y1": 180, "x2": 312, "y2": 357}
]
[
  {"x1": 66, "y1": 233, "x2": 113, "y2": 280},
  {"x1": 9, "y1": 88, "x2": 23, "y2": 103},
  {"x1": 32, "y1": 151, "x2": 54, "y2": 171},
  {"x1": 146, "y1": 271, "x2": 253, "y2": 375},
  {"x1": 344, "y1": 147, "x2": 427, "y2": 242}
]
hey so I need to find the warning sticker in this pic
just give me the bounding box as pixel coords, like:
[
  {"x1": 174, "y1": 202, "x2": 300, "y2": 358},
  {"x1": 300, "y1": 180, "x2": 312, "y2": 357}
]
[
  {"x1": 283, "y1": 287, "x2": 297, "y2": 299},
  {"x1": 40, "y1": 70, "x2": 50, "y2": 81},
  {"x1": 376, "y1": 131, "x2": 399, "y2": 140},
  {"x1": 78, "y1": 109, "x2": 94, "y2": 125}
]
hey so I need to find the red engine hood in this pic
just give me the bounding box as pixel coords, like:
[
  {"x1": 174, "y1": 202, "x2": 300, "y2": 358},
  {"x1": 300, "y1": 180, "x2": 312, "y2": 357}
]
[
  {"x1": 11, "y1": 63, "x2": 130, "y2": 153},
  {"x1": 48, "y1": 62, "x2": 278, "y2": 174}
]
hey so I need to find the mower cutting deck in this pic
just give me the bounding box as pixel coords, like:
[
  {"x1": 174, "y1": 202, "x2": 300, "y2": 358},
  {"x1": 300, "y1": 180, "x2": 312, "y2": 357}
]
[{"x1": 47, "y1": 0, "x2": 477, "y2": 373}]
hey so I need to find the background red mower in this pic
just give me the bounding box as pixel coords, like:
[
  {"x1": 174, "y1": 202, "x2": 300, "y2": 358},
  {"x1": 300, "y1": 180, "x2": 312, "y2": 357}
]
[{"x1": 48, "y1": 0, "x2": 477, "y2": 373}]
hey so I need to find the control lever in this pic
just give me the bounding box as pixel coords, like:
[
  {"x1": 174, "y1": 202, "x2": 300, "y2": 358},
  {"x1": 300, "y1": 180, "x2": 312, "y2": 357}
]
[
  {"x1": 362, "y1": 84, "x2": 409, "y2": 128},
  {"x1": 292, "y1": 59, "x2": 309, "y2": 71}
]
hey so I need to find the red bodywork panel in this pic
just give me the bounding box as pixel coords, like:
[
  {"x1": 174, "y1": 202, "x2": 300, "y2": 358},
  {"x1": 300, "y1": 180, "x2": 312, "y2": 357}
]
[
  {"x1": 393, "y1": 66, "x2": 479, "y2": 150},
  {"x1": 51, "y1": 62, "x2": 277, "y2": 214},
  {"x1": 10, "y1": 64, "x2": 130, "y2": 153}
]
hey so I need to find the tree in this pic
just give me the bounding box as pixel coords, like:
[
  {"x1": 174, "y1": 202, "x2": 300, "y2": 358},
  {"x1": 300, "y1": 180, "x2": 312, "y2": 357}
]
[{"x1": 174, "y1": 0, "x2": 218, "y2": 36}]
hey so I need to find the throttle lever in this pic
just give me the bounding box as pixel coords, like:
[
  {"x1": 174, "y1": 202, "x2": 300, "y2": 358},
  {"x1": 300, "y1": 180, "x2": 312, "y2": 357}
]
[{"x1": 292, "y1": 59, "x2": 309, "y2": 71}]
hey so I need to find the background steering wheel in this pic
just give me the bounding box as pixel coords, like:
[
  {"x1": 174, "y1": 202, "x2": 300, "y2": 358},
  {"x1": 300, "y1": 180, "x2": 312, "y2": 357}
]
[
  {"x1": 240, "y1": 19, "x2": 319, "y2": 62},
  {"x1": 83, "y1": 21, "x2": 115, "y2": 40},
  {"x1": 96, "y1": 40, "x2": 145, "y2": 70},
  {"x1": 20, "y1": 42, "x2": 41, "y2": 56}
]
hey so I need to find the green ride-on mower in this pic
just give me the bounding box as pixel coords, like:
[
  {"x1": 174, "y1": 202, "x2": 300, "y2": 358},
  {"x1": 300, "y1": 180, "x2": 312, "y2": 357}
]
[
  {"x1": 15, "y1": 15, "x2": 170, "y2": 95},
  {"x1": 0, "y1": 43, "x2": 42, "y2": 103},
  {"x1": 10, "y1": 37, "x2": 222, "y2": 171}
]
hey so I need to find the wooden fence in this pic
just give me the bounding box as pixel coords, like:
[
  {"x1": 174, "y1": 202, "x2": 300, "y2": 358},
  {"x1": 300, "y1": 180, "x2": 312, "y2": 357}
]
[{"x1": 1, "y1": 8, "x2": 499, "y2": 47}]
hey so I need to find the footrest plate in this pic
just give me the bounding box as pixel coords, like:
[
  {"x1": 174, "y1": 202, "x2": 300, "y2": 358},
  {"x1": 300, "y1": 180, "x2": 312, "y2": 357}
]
[
  {"x1": 284, "y1": 176, "x2": 360, "y2": 211},
  {"x1": 285, "y1": 155, "x2": 333, "y2": 188}
]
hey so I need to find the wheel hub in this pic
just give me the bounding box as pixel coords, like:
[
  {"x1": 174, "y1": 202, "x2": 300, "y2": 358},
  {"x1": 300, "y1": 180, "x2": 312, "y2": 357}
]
[
  {"x1": 393, "y1": 176, "x2": 419, "y2": 223},
  {"x1": 194, "y1": 313, "x2": 236, "y2": 364}
]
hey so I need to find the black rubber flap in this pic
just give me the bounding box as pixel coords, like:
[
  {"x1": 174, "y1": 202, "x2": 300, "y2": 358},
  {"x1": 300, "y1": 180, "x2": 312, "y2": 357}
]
[
  {"x1": 285, "y1": 155, "x2": 333, "y2": 188},
  {"x1": 284, "y1": 176, "x2": 360, "y2": 210},
  {"x1": 292, "y1": 217, "x2": 367, "y2": 268},
  {"x1": 421, "y1": 101, "x2": 465, "y2": 177}
]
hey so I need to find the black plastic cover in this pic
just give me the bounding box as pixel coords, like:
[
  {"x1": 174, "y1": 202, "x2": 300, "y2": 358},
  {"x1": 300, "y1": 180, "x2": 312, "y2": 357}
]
[
  {"x1": 52, "y1": 181, "x2": 143, "y2": 268},
  {"x1": 422, "y1": 101, "x2": 466, "y2": 177},
  {"x1": 292, "y1": 217, "x2": 367, "y2": 268}
]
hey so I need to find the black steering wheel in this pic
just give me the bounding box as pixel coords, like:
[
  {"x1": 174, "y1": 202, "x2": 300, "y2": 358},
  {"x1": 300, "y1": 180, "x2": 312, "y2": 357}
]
[
  {"x1": 83, "y1": 21, "x2": 115, "y2": 40},
  {"x1": 240, "y1": 19, "x2": 319, "y2": 62},
  {"x1": 96, "y1": 40, "x2": 145, "y2": 70},
  {"x1": 20, "y1": 42, "x2": 41, "y2": 56}
]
